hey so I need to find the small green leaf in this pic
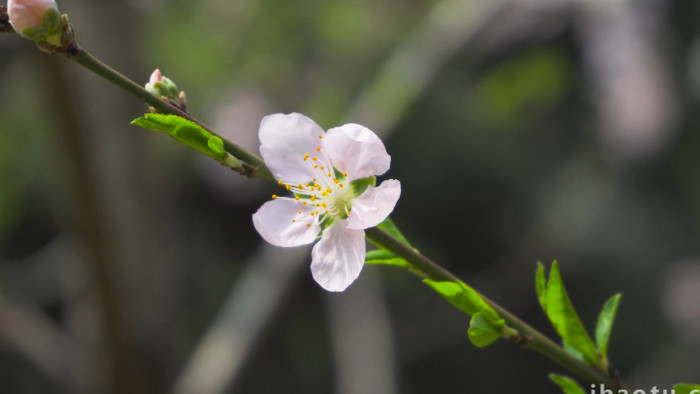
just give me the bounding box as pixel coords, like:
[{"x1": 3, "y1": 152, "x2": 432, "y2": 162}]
[
  {"x1": 42, "y1": 8, "x2": 61, "y2": 35},
  {"x1": 536, "y1": 261, "x2": 600, "y2": 366},
  {"x1": 467, "y1": 312, "x2": 504, "y2": 347},
  {"x1": 595, "y1": 293, "x2": 621, "y2": 356},
  {"x1": 535, "y1": 262, "x2": 547, "y2": 310},
  {"x1": 131, "y1": 114, "x2": 230, "y2": 162},
  {"x1": 377, "y1": 217, "x2": 413, "y2": 247},
  {"x1": 21, "y1": 26, "x2": 48, "y2": 41},
  {"x1": 350, "y1": 176, "x2": 375, "y2": 197},
  {"x1": 364, "y1": 249, "x2": 411, "y2": 268},
  {"x1": 549, "y1": 374, "x2": 586, "y2": 394},
  {"x1": 673, "y1": 384, "x2": 700, "y2": 394},
  {"x1": 423, "y1": 279, "x2": 500, "y2": 324}
]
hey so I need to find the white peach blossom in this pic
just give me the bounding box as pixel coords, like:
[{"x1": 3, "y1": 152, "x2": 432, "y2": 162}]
[{"x1": 252, "y1": 113, "x2": 401, "y2": 291}]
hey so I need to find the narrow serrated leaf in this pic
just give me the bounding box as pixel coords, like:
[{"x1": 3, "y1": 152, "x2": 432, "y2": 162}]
[
  {"x1": 536, "y1": 262, "x2": 547, "y2": 310},
  {"x1": 595, "y1": 293, "x2": 621, "y2": 356},
  {"x1": 673, "y1": 384, "x2": 700, "y2": 394},
  {"x1": 538, "y1": 261, "x2": 600, "y2": 366},
  {"x1": 549, "y1": 374, "x2": 586, "y2": 394}
]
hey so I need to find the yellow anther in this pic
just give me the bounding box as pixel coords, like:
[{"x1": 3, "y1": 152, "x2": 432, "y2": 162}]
[
  {"x1": 319, "y1": 135, "x2": 323, "y2": 139},
  {"x1": 311, "y1": 195, "x2": 317, "y2": 201},
  {"x1": 303, "y1": 154, "x2": 310, "y2": 161},
  {"x1": 298, "y1": 210, "x2": 302, "y2": 214},
  {"x1": 343, "y1": 172, "x2": 347, "y2": 177},
  {"x1": 307, "y1": 223, "x2": 311, "y2": 227},
  {"x1": 310, "y1": 212, "x2": 315, "y2": 216},
  {"x1": 292, "y1": 219, "x2": 296, "y2": 222},
  {"x1": 325, "y1": 210, "x2": 330, "y2": 214},
  {"x1": 313, "y1": 165, "x2": 318, "y2": 169},
  {"x1": 313, "y1": 178, "x2": 317, "y2": 182},
  {"x1": 313, "y1": 157, "x2": 317, "y2": 161},
  {"x1": 303, "y1": 202, "x2": 307, "y2": 205},
  {"x1": 320, "y1": 166, "x2": 325, "y2": 170},
  {"x1": 272, "y1": 194, "x2": 277, "y2": 199},
  {"x1": 346, "y1": 211, "x2": 351, "y2": 215},
  {"x1": 298, "y1": 184, "x2": 304, "y2": 189},
  {"x1": 278, "y1": 180, "x2": 283, "y2": 185},
  {"x1": 316, "y1": 147, "x2": 321, "y2": 151},
  {"x1": 326, "y1": 188, "x2": 332, "y2": 193},
  {"x1": 327, "y1": 173, "x2": 332, "y2": 177},
  {"x1": 285, "y1": 184, "x2": 291, "y2": 190},
  {"x1": 322, "y1": 203, "x2": 327, "y2": 208},
  {"x1": 334, "y1": 179, "x2": 339, "y2": 184},
  {"x1": 339, "y1": 184, "x2": 344, "y2": 188},
  {"x1": 295, "y1": 196, "x2": 300, "y2": 201}
]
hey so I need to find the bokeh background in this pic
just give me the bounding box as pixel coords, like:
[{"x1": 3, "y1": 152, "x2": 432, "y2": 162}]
[{"x1": 1, "y1": 0, "x2": 699, "y2": 393}]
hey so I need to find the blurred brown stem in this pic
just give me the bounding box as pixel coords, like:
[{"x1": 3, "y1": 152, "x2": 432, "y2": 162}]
[{"x1": 42, "y1": 54, "x2": 156, "y2": 394}]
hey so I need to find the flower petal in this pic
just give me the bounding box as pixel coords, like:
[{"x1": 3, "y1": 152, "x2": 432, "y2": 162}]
[
  {"x1": 322, "y1": 123, "x2": 390, "y2": 181},
  {"x1": 310, "y1": 221, "x2": 366, "y2": 292},
  {"x1": 259, "y1": 113, "x2": 330, "y2": 184},
  {"x1": 346, "y1": 179, "x2": 401, "y2": 230},
  {"x1": 252, "y1": 197, "x2": 320, "y2": 247}
]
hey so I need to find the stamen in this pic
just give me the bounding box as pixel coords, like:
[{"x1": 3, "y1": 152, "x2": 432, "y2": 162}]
[
  {"x1": 303, "y1": 154, "x2": 310, "y2": 161},
  {"x1": 327, "y1": 173, "x2": 332, "y2": 177},
  {"x1": 292, "y1": 219, "x2": 296, "y2": 222},
  {"x1": 295, "y1": 196, "x2": 300, "y2": 200},
  {"x1": 285, "y1": 184, "x2": 291, "y2": 190},
  {"x1": 272, "y1": 195, "x2": 277, "y2": 199},
  {"x1": 339, "y1": 184, "x2": 344, "y2": 188},
  {"x1": 343, "y1": 172, "x2": 348, "y2": 178},
  {"x1": 307, "y1": 223, "x2": 311, "y2": 227},
  {"x1": 313, "y1": 165, "x2": 318, "y2": 169},
  {"x1": 278, "y1": 180, "x2": 283, "y2": 185},
  {"x1": 319, "y1": 135, "x2": 323, "y2": 139},
  {"x1": 313, "y1": 157, "x2": 317, "y2": 161},
  {"x1": 316, "y1": 147, "x2": 321, "y2": 151}
]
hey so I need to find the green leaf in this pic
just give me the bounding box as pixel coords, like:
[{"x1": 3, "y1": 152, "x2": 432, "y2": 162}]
[
  {"x1": 21, "y1": 26, "x2": 48, "y2": 41},
  {"x1": 377, "y1": 217, "x2": 413, "y2": 247},
  {"x1": 595, "y1": 293, "x2": 621, "y2": 356},
  {"x1": 536, "y1": 261, "x2": 600, "y2": 366},
  {"x1": 364, "y1": 249, "x2": 411, "y2": 268},
  {"x1": 131, "y1": 114, "x2": 229, "y2": 162},
  {"x1": 673, "y1": 384, "x2": 700, "y2": 394},
  {"x1": 536, "y1": 262, "x2": 547, "y2": 310},
  {"x1": 548, "y1": 374, "x2": 586, "y2": 394},
  {"x1": 467, "y1": 312, "x2": 504, "y2": 347},
  {"x1": 423, "y1": 279, "x2": 501, "y2": 324},
  {"x1": 42, "y1": 8, "x2": 61, "y2": 35}
]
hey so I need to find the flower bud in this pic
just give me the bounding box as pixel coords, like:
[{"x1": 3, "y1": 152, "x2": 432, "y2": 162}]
[
  {"x1": 145, "y1": 69, "x2": 179, "y2": 99},
  {"x1": 7, "y1": 0, "x2": 60, "y2": 41}
]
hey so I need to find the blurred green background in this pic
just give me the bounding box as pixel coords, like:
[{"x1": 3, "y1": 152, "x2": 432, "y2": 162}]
[{"x1": 1, "y1": 0, "x2": 699, "y2": 393}]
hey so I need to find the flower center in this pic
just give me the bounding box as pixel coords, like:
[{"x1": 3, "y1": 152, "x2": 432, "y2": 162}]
[{"x1": 273, "y1": 137, "x2": 353, "y2": 228}]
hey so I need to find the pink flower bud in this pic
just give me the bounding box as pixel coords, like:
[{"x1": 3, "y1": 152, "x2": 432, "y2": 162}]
[
  {"x1": 148, "y1": 69, "x2": 163, "y2": 86},
  {"x1": 7, "y1": 0, "x2": 58, "y2": 35}
]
